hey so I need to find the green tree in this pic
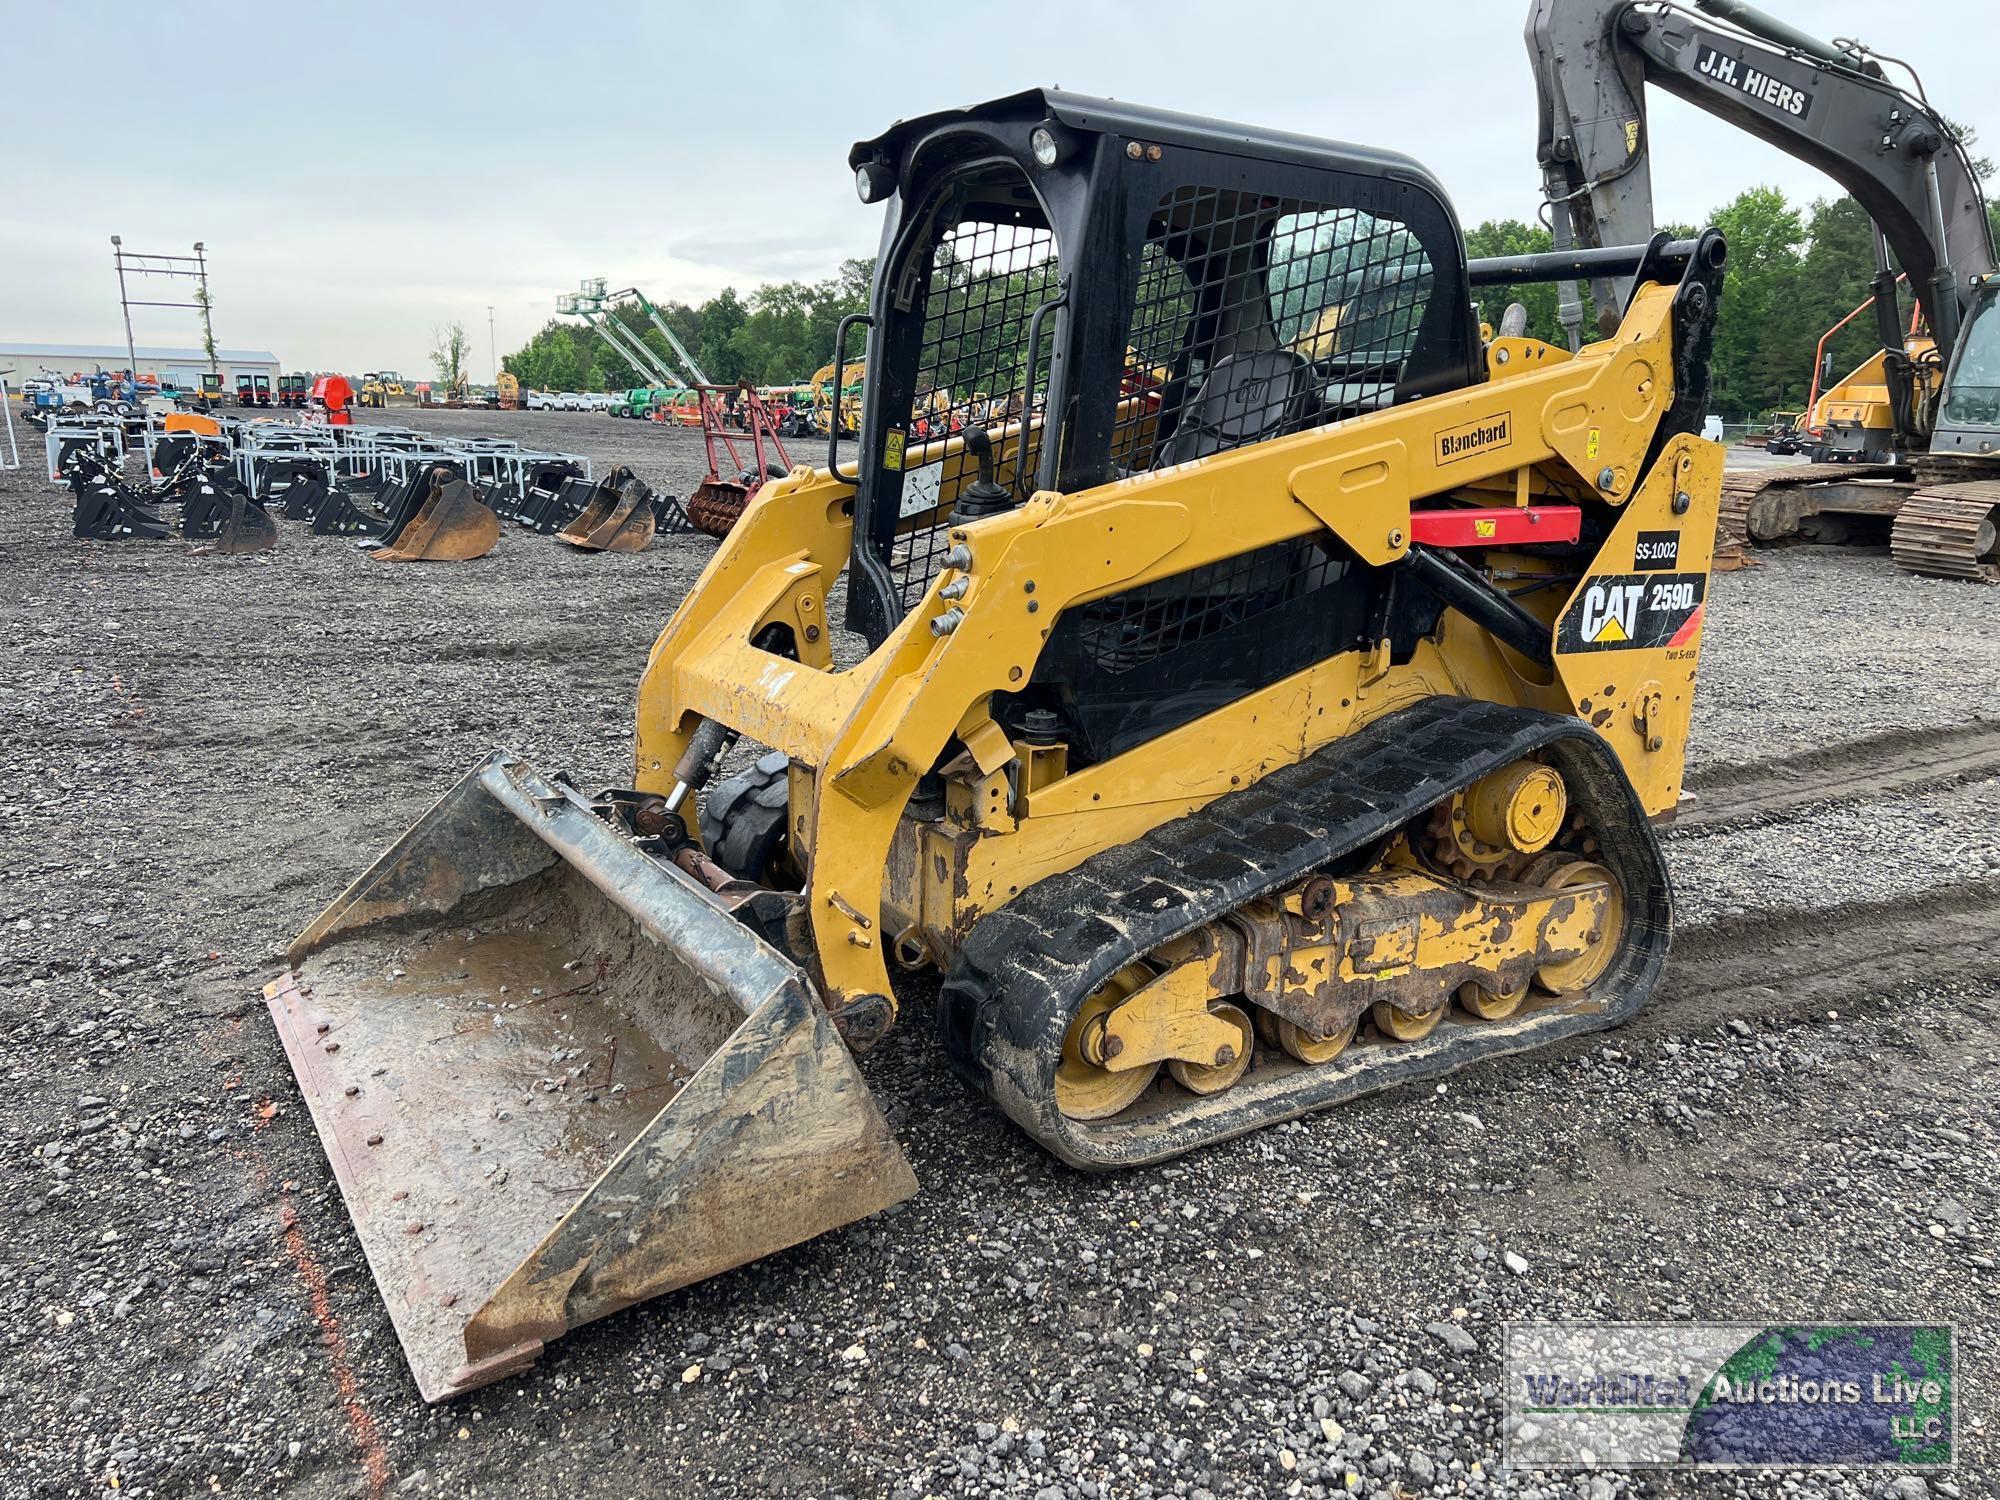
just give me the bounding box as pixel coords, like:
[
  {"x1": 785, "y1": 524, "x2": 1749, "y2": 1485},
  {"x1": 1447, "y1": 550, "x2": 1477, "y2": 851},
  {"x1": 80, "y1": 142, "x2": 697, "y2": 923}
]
[
  {"x1": 1706, "y1": 186, "x2": 1809, "y2": 419},
  {"x1": 1463, "y1": 219, "x2": 1572, "y2": 345},
  {"x1": 430, "y1": 321, "x2": 470, "y2": 393}
]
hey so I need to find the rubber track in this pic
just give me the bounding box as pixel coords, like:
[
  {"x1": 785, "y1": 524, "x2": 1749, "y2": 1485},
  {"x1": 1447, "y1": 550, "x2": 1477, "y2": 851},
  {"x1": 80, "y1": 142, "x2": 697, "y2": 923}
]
[
  {"x1": 940, "y1": 697, "x2": 1671, "y2": 1170},
  {"x1": 1889, "y1": 480, "x2": 2000, "y2": 581},
  {"x1": 1672, "y1": 721, "x2": 2000, "y2": 836}
]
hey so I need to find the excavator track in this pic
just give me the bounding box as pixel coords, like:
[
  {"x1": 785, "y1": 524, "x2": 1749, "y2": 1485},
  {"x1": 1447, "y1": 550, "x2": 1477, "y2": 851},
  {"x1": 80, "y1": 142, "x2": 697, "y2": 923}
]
[
  {"x1": 938, "y1": 697, "x2": 1670, "y2": 1169},
  {"x1": 1889, "y1": 480, "x2": 2000, "y2": 581},
  {"x1": 1714, "y1": 462, "x2": 1908, "y2": 548}
]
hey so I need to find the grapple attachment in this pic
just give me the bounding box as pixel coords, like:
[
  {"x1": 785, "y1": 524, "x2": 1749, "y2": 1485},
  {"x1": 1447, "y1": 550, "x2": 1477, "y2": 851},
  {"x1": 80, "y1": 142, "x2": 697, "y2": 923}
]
[
  {"x1": 263, "y1": 753, "x2": 916, "y2": 1401},
  {"x1": 371, "y1": 467, "x2": 501, "y2": 562},
  {"x1": 556, "y1": 467, "x2": 657, "y2": 552},
  {"x1": 65, "y1": 455, "x2": 171, "y2": 541},
  {"x1": 311, "y1": 478, "x2": 392, "y2": 536}
]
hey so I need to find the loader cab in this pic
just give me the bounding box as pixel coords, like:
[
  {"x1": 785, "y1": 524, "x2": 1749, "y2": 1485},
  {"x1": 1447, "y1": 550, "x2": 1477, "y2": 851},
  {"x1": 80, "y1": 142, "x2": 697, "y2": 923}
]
[{"x1": 841, "y1": 89, "x2": 1481, "y2": 646}]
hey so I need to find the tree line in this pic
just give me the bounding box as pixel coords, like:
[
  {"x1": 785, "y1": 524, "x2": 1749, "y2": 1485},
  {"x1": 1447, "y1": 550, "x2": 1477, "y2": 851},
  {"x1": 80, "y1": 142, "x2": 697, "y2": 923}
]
[
  {"x1": 1469, "y1": 184, "x2": 2000, "y2": 423},
  {"x1": 502, "y1": 259, "x2": 874, "y2": 394},
  {"x1": 504, "y1": 185, "x2": 2000, "y2": 424}
]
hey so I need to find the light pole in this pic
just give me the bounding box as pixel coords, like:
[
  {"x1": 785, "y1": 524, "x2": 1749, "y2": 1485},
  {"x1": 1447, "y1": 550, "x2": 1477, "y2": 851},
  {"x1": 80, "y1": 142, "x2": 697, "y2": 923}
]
[{"x1": 488, "y1": 305, "x2": 497, "y2": 383}]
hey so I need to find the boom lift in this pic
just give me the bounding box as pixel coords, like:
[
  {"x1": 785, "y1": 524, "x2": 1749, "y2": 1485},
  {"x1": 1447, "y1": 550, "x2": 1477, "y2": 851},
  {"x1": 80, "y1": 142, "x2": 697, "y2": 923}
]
[
  {"x1": 1529, "y1": 0, "x2": 2000, "y2": 577},
  {"x1": 267, "y1": 89, "x2": 1727, "y2": 1400}
]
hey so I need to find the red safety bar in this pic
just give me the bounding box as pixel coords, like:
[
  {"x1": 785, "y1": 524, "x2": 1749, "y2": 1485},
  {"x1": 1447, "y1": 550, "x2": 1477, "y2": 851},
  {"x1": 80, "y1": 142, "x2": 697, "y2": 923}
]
[{"x1": 1408, "y1": 505, "x2": 1581, "y2": 548}]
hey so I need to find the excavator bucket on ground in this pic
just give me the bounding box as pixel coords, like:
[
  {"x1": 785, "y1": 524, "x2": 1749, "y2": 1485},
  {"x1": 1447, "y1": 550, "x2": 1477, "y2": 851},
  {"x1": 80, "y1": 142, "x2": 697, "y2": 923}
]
[
  {"x1": 556, "y1": 467, "x2": 657, "y2": 552},
  {"x1": 179, "y1": 463, "x2": 279, "y2": 555},
  {"x1": 370, "y1": 465, "x2": 501, "y2": 562},
  {"x1": 263, "y1": 753, "x2": 916, "y2": 1401}
]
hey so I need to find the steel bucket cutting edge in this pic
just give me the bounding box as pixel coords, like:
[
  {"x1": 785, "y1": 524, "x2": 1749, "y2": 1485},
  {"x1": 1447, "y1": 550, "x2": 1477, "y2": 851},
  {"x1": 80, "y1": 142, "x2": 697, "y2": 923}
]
[{"x1": 263, "y1": 752, "x2": 916, "y2": 1400}]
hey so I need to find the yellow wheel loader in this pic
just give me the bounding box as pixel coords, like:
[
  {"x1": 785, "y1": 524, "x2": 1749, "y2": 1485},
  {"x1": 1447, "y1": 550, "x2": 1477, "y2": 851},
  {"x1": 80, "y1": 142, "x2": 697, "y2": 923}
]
[{"x1": 267, "y1": 90, "x2": 1727, "y2": 1400}]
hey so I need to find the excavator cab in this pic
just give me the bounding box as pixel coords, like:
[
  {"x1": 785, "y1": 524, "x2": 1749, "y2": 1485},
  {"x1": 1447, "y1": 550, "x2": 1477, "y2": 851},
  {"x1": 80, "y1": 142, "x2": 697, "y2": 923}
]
[{"x1": 269, "y1": 88, "x2": 1726, "y2": 1400}]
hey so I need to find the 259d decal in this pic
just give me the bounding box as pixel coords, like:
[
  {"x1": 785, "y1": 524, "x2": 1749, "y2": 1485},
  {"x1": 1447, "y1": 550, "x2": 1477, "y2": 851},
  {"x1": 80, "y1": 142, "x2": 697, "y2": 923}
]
[{"x1": 1558, "y1": 573, "x2": 1707, "y2": 653}]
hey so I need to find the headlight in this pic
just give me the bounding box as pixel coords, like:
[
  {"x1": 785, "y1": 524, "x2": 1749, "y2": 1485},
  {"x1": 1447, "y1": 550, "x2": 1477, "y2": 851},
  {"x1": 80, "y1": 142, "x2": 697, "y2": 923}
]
[
  {"x1": 1030, "y1": 125, "x2": 1062, "y2": 167},
  {"x1": 855, "y1": 160, "x2": 895, "y2": 204}
]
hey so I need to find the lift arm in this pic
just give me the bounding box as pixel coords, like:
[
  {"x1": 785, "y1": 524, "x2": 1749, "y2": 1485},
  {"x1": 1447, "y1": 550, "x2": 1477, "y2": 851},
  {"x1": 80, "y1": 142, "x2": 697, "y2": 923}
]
[{"x1": 1527, "y1": 0, "x2": 1995, "y2": 364}]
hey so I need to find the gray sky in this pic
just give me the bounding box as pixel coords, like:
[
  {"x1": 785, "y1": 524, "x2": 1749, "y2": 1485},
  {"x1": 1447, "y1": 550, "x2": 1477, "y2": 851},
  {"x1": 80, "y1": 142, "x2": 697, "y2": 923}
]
[{"x1": 9, "y1": 0, "x2": 1992, "y2": 379}]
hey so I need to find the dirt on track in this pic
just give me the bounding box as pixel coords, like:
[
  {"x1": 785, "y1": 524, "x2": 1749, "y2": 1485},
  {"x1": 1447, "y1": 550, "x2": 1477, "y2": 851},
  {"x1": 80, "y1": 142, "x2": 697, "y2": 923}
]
[{"x1": 1, "y1": 415, "x2": 1996, "y2": 1500}]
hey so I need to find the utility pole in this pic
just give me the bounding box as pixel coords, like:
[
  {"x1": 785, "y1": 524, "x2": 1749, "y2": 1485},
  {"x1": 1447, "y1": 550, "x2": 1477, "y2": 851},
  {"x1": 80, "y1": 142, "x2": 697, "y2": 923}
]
[
  {"x1": 487, "y1": 305, "x2": 497, "y2": 383},
  {"x1": 109, "y1": 238, "x2": 222, "y2": 460},
  {"x1": 111, "y1": 237, "x2": 140, "y2": 389}
]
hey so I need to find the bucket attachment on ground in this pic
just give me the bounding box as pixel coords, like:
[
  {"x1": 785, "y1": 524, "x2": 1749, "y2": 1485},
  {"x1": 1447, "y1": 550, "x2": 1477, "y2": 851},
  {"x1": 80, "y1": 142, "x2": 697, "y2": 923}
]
[
  {"x1": 65, "y1": 452, "x2": 171, "y2": 541},
  {"x1": 653, "y1": 492, "x2": 696, "y2": 535},
  {"x1": 371, "y1": 466, "x2": 501, "y2": 562},
  {"x1": 503, "y1": 460, "x2": 586, "y2": 529},
  {"x1": 278, "y1": 472, "x2": 332, "y2": 522},
  {"x1": 311, "y1": 477, "x2": 392, "y2": 536},
  {"x1": 515, "y1": 473, "x2": 593, "y2": 534},
  {"x1": 180, "y1": 466, "x2": 278, "y2": 555},
  {"x1": 263, "y1": 753, "x2": 917, "y2": 1401},
  {"x1": 556, "y1": 466, "x2": 656, "y2": 552}
]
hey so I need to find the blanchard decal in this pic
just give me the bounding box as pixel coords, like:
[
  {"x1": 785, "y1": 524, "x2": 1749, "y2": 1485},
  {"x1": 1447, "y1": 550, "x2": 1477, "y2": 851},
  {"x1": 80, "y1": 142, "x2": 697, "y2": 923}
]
[
  {"x1": 1436, "y1": 412, "x2": 1512, "y2": 466},
  {"x1": 1633, "y1": 529, "x2": 1681, "y2": 571},
  {"x1": 1559, "y1": 572, "x2": 1707, "y2": 653},
  {"x1": 1695, "y1": 43, "x2": 1814, "y2": 119}
]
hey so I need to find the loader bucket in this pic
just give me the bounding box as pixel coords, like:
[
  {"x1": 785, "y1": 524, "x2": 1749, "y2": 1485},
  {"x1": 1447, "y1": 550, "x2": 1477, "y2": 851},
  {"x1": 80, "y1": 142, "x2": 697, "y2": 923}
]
[
  {"x1": 262, "y1": 753, "x2": 917, "y2": 1402},
  {"x1": 371, "y1": 470, "x2": 501, "y2": 562},
  {"x1": 557, "y1": 468, "x2": 656, "y2": 552}
]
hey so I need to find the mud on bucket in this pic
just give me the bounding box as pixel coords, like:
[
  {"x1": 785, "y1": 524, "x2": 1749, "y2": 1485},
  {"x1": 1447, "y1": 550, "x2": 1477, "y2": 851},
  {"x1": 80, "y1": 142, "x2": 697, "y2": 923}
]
[{"x1": 264, "y1": 752, "x2": 916, "y2": 1401}]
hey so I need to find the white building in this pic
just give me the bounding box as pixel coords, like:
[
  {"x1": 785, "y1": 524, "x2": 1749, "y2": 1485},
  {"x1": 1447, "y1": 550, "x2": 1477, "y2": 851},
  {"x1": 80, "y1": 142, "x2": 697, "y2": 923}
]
[{"x1": 0, "y1": 341, "x2": 281, "y2": 392}]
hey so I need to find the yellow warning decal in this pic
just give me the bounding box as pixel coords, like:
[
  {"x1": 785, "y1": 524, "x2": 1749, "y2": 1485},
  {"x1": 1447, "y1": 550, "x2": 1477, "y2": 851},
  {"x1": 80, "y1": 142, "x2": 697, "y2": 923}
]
[
  {"x1": 1474, "y1": 518, "x2": 1497, "y2": 538},
  {"x1": 1624, "y1": 119, "x2": 1641, "y2": 155},
  {"x1": 884, "y1": 430, "x2": 906, "y2": 468},
  {"x1": 1586, "y1": 427, "x2": 1601, "y2": 461}
]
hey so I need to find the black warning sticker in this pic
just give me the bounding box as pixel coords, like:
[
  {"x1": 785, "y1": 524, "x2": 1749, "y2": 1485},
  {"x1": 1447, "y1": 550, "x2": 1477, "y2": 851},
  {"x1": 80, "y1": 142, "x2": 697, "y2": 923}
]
[
  {"x1": 1558, "y1": 573, "x2": 1707, "y2": 653},
  {"x1": 1633, "y1": 530, "x2": 1680, "y2": 571},
  {"x1": 1694, "y1": 43, "x2": 1814, "y2": 119}
]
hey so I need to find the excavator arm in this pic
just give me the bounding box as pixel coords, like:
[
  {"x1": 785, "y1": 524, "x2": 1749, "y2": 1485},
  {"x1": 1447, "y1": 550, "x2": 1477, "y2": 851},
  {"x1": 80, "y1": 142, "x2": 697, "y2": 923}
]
[{"x1": 1527, "y1": 0, "x2": 1995, "y2": 391}]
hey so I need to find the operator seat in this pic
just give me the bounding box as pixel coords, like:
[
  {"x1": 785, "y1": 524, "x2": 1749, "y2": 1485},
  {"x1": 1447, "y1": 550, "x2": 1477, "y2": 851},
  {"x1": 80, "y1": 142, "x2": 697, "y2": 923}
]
[{"x1": 1153, "y1": 349, "x2": 1317, "y2": 467}]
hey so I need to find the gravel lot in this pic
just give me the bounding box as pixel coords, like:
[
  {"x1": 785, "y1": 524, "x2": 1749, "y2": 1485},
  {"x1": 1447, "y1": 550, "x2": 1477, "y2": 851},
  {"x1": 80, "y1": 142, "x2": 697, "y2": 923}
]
[{"x1": 1, "y1": 411, "x2": 1994, "y2": 1499}]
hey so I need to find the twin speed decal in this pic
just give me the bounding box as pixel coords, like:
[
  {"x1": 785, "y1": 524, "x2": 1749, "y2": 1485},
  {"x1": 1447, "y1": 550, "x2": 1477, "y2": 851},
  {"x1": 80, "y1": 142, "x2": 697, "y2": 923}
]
[{"x1": 1558, "y1": 573, "x2": 1706, "y2": 653}]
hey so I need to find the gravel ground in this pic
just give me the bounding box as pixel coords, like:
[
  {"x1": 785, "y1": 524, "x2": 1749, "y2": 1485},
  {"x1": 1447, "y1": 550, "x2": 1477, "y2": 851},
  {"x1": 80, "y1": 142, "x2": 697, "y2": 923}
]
[{"x1": 1, "y1": 414, "x2": 1994, "y2": 1500}]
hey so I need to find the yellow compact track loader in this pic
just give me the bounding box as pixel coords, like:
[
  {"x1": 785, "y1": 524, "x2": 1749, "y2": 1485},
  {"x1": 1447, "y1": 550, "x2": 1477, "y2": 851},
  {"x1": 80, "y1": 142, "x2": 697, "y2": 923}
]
[{"x1": 267, "y1": 90, "x2": 1727, "y2": 1400}]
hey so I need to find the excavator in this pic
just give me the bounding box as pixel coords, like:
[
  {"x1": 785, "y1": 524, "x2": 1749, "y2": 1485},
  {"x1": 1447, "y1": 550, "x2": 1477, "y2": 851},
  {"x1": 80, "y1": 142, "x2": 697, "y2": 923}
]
[
  {"x1": 265, "y1": 88, "x2": 1728, "y2": 1400},
  {"x1": 1529, "y1": 0, "x2": 2000, "y2": 579}
]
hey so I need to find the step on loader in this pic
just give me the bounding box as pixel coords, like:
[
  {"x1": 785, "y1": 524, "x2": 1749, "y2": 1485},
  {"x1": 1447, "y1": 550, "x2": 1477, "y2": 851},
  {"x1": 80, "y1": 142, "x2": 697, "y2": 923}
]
[
  {"x1": 556, "y1": 466, "x2": 658, "y2": 552},
  {"x1": 268, "y1": 90, "x2": 1727, "y2": 1400},
  {"x1": 366, "y1": 463, "x2": 502, "y2": 562}
]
